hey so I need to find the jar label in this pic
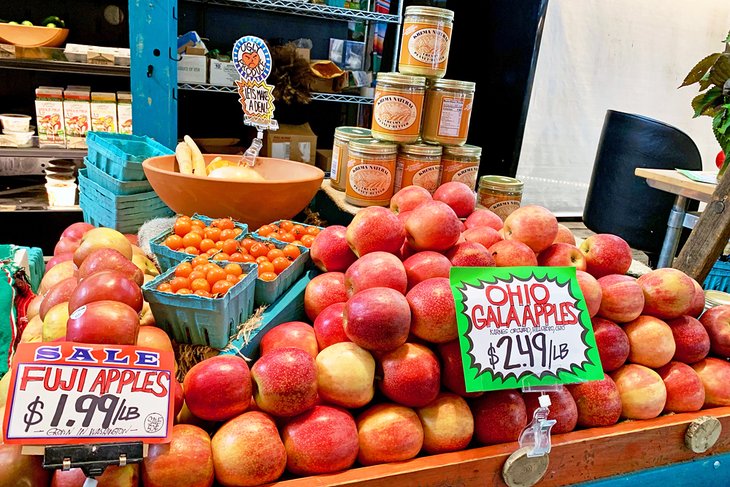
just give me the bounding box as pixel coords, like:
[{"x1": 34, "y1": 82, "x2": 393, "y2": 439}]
[
  {"x1": 330, "y1": 144, "x2": 341, "y2": 183},
  {"x1": 400, "y1": 21, "x2": 452, "y2": 70},
  {"x1": 373, "y1": 95, "x2": 418, "y2": 132},
  {"x1": 438, "y1": 96, "x2": 464, "y2": 137},
  {"x1": 488, "y1": 199, "x2": 521, "y2": 220},
  {"x1": 442, "y1": 159, "x2": 478, "y2": 190},
  {"x1": 349, "y1": 162, "x2": 393, "y2": 198}
]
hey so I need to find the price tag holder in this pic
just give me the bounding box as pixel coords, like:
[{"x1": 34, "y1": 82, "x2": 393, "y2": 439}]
[
  {"x1": 450, "y1": 266, "x2": 604, "y2": 392},
  {"x1": 3, "y1": 343, "x2": 175, "y2": 445}
]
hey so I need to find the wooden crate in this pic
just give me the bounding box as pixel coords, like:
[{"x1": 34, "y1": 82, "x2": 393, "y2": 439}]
[{"x1": 268, "y1": 406, "x2": 730, "y2": 486}]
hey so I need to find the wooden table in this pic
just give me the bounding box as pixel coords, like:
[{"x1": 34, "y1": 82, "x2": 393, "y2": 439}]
[{"x1": 634, "y1": 168, "x2": 716, "y2": 268}]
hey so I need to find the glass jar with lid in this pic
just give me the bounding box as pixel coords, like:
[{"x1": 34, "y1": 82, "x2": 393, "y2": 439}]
[
  {"x1": 394, "y1": 143, "x2": 443, "y2": 193},
  {"x1": 345, "y1": 138, "x2": 398, "y2": 207},
  {"x1": 441, "y1": 144, "x2": 481, "y2": 190},
  {"x1": 477, "y1": 175, "x2": 524, "y2": 220},
  {"x1": 422, "y1": 79, "x2": 476, "y2": 146},
  {"x1": 330, "y1": 126, "x2": 371, "y2": 191},
  {"x1": 371, "y1": 72, "x2": 427, "y2": 144},
  {"x1": 398, "y1": 6, "x2": 455, "y2": 78}
]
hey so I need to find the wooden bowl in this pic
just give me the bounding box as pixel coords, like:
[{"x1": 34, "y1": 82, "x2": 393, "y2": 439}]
[
  {"x1": 143, "y1": 155, "x2": 325, "y2": 229},
  {"x1": 0, "y1": 24, "x2": 69, "y2": 47}
]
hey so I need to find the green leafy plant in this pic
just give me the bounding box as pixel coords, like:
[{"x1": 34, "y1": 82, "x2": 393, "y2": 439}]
[{"x1": 680, "y1": 30, "x2": 730, "y2": 156}]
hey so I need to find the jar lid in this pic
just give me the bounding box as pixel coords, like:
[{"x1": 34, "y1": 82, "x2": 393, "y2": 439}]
[
  {"x1": 376, "y1": 72, "x2": 427, "y2": 88},
  {"x1": 705, "y1": 290, "x2": 730, "y2": 307},
  {"x1": 479, "y1": 175, "x2": 524, "y2": 191},
  {"x1": 405, "y1": 6, "x2": 455, "y2": 21},
  {"x1": 349, "y1": 138, "x2": 398, "y2": 155},
  {"x1": 444, "y1": 144, "x2": 482, "y2": 158},
  {"x1": 335, "y1": 126, "x2": 372, "y2": 141},
  {"x1": 430, "y1": 79, "x2": 476, "y2": 92},
  {"x1": 400, "y1": 142, "x2": 443, "y2": 156}
]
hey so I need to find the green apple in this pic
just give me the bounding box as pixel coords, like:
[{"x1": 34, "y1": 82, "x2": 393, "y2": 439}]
[{"x1": 21, "y1": 20, "x2": 33, "y2": 26}]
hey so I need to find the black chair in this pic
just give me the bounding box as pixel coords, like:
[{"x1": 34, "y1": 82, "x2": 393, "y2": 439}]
[{"x1": 583, "y1": 110, "x2": 703, "y2": 265}]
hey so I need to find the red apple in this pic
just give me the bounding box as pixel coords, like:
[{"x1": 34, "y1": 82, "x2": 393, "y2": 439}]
[
  {"x1": 503, "y1": 205, "x2": 558, "y2": 253},
  {"x1": 40, "y1": 277, "x2": 77, "y2": 320},
  {"x1": 461, "y1": 226, "x2": 503, "y2": 250},
  {"x1": 624, "y1": 315, "x2": 676, "y2": 368},
  {"x1": 578, "y1": 234, "x2": 632, "y2": 278},
  {"x1": 136, "y1": 325, "x2": 174, "y2": 352},
  {"x1": 553, "y1": 224, "x2": 576, "y2": 245},
  {"x1": 143, "y1": 424, "x2": 213, "y2": 487},
  {"x1": 591, "y1": 317, "x2": 629, "y2": 372},
  {"x1": 73, "y1": 227, "x2": 133, "y2": 266},
  {"x1": 522, "y1": 385, "x2": 578, "y2": 434},
  {"x1": 637, "y1": 268, "x2": 695, "y2": 319},
  {"x1": 403, "y1": 251, "x2": 452, "y2": 290},
  {"x1": 656, "y1": 361, "x2": 705, "y2": 413},
  {"x1": 405, "y1": 200, "x2": 462, "y2": 252},
  {"x1": 344, "y1": 287, "x2": 411, "y2": 351},
  {"x1": 446, "y1": 241, "x2": 496, "y2": 267},
  {"x1": 125, "y1": 233, "x2": 139, "y2": 245},
  {"x1": 46, "y1": 252, "x2": 74, "y2": 272},
  {"x1": 251, "y1": 347, "x2": 318, "y2": 417},
  {"x1": 437, "y1": 340, "x2": 483, "y2": 398},
  {"x1": 356, "y1": 403, "x2": 424, "y2": 465},
  {"x1": 260, "y1": 321, "x2": 318, "y2": 358},
  {"x1": 407, "y1": 277, "x2": 457, "y2": 343},
  {"x1": 304, "y1": 272, "x2": 347, "y2": 322},
  {"x1": 0, "y1": 444, "x2": 49, "y2": 486},
  {"x1": 77, "y1": 248, "x2": 145, "y2": 286},
  {"x1": 346, "y1": 206, "x2": 405, "y2": 257},
  {"x1": 316, "y1": 342, "x2": 375, "y2": 408},
  {"x1": 173, "y1": 379, "x2": 184, "y2": 418},
  {"x1": 471, "y1": 390, "x2": 527, "y2": 445},
  {"x1": 282, "y1": 405, "x2": 359, "y2": 475},
  {"x1": 379, "y1": 343, "x2": 440, "y2": 407},
  {"x1": 66, "y1": 300, "x2": 140, "y2": 345},
  {"x1": 433, "y1": 181, "x2": 476, "y2": 218},
  {"x1": 567, "y1": 374, "x2": 622, "y2": 427},
  {"x1": 687, "y1": 278, "x2": 705, "y2": 318},
  {"x1": 310, "y1": 225, "x2": 357, "y2": 272},
  {"x1": 39, "y1": 260, "x2": 77, "y2": 295},
  {"x1": 537, "y1": 243, "x2": 587, "y2": 270},
  {"x1": 667, "y1": 315, "x2": 710, "y2": 364},
  {"x1": 417, "y1": 393, "x2": 474, "y2": 453},
  {"x1": 55, "y1": 237, "x2": 80, "y2": 256},
  {"x1": 692, "y1": 357, "x2": 730, "y2": 407},
  {"x1": 390, "y1": 185, "x2": 432, "y2": 213},
  {"x1": 211, "y1": 411, "x2": 286, "y2": 486},
  {"x1": 68, "y1": 270, "x2": 143, "y2": 313},
  {"x1": 576, "y1": 270, "x2": 602, "y2": 318},
  {"x1": 465, "y1": 208, "x2": 503, "y2": 231},
  {"x1": 313, "y1": 302, "x2": 350, "y2": 349},
  {"x1": 345, "y1": 251, "x2": 407, "y2": 296},
  {"x1": 396, "y1": 210, "x2": 413, "y2": 227},
  {"x1": 183, "y1": 355, "x2": 252, "y2": 422},
  {"x1": 52, "y1": 466, "x2": 138, "y2": 486},
  {"x1": 611, "y1": 364, "x2": 667, "y2": 419},
  {"x1": 488, "y1": 239, "x2": 538, "y2": 267},
  {"x1": 699, "y1": 305, "x2": 730, "y2": 358},
  {"x1": 61, "y1": 221, "x2": 95, "y2": 241},
  {"x1": 597, "y1": 274, "x2": 645, "y2": 323}
]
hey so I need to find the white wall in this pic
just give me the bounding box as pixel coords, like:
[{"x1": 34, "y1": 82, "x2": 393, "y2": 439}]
[{"x1": 517, "y1": 0, "x2": 730, "y2": 215}]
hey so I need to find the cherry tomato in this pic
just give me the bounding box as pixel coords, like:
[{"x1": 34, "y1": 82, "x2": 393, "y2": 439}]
[
  {"x1": 164, "y1": 234, "x2": 183, "y2": 250},
  {"x1": 188, "y1": 270, "x2": 206, "y2": 282},
  {"x1": 226, "y1": 274, "x2": 239, "y2": 283},
  {"x1": 241, "y1": 238, "x2": 256, "y2": 252},
  {"x1": 191, "y1": 255, "x2": 209, "y2": 268},
  {"x1": 306, "y1": 226, "x2": 320, "y2": 236},
  {"x1": 188, "y1": 226, "x2": 205, "y2": 236},
  {"x1": 184, "y1": 246, "x2": 200, "y2": 255},
  {"x1": 267, "y1": 248, "x2": 285, "y2": 261},
  {"x1": 206, "y1": 248, "x2": 219, "y2": 257},
  {"x1": 279, "y1": 220, "x2": 294, "y2": 231},
  {"x1": 229, "y1": 252, "x2": 246, "y2": 262},
  {"x1": 169, "y1": 277, "x2": 191, "y2": 292},
  {"x1": 300, "y1": 234, "x2": 315, "y2": 248},
  {"x1": 194, "y1": 290, "x2": 212, "y2": 298},
  {"x1": 258, "y1": 272, "x2": 277, "y2": 282},
  {"x1": 204, "y1": 227, "x2": 222, "y2": 242},
  {"x1": 222, "y1": 239, "x2": 239, "y2": 255},
  {"x1": 199, "y1": 238, "x2": 216, "y2": 252},
  {"x1": 258, "y1": 261, "x2": 275, "y2": 275},
  {"x1": 182, "y1": 232, "x2": 202, "y2": 249},
  {"x1": 249, "y1": 242, "x2": 269, "y2": 258},
  {"x1": 176, "y1": 288, "x2": 193, "y2": 295},
  {"x1": 213, "y1": 253, "x2": 230, "y2": 261},
  {"x1": 277, "y1": 232, "x2": 295, "y2": 243},
  {"x1": 220, "y1": 229, "x2": 236, "y2": 241},
  {"x1": 207, "y1": 267, "x2": 227, "y2": 285},
  {"x1": 257, "y1": 225, "x2": 275, "y2": 236},
  {"x1": 176, "y1": 215, "x2": 192, "y2": 222},
  {"x1": 190, "y1": 219, "x2": 205, "y2": 228},
  {"x1": 241, "y1": 254, "x2": 256, "y2": 263},
  {"x1": 175, "y1": 262, "x2": 193, "y2": 278},
  {"x1": 174, "y1": 219, "x2": 192, "y2": 237},
  {"x1": 215, "y1": 218, "x2": 236, "y2": 230},
  {"x1": 283, "y1": 244, "x2": 301, "y2": 260},
  {"x1": 232, "y1": 228, "x2": 243, "y2": 237},
  {"x1": 157, "y1": 283, "x2": 172, "y2": 292},
  {"x1": 271, "y1": 256, "x2": 291, "y2": 274},
  {"x1": 224, "y1": 263, "x2": 243, "y2": 276},
  {"x1": 291, "y1": 225, "x2": 306, "y2": 238},
  {"x1": 212, "y1": 280, "x2": 234, "y2": 295},
  {"x1": 256, "y1": 256, "x2": 270, "y2": 265},
  {"x1": 191, "y1": 278, "x2": 211, "y2": 293}
]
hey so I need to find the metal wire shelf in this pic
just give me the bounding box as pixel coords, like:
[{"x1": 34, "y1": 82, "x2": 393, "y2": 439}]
[{"x1": 178, "y1": 83, "x2": 374, "y2": 104}]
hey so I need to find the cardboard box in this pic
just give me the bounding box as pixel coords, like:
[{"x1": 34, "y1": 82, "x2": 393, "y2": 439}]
[
  {"x1": 309, "y1": 71, "x2": 349, "y2": 94},
  {"x1": 178, "y1": 54, "x2": 207, "y2": 84},
  {"x1": 63, "y1": 88, "x2": 91, "y2": 149},
  {"x1": 316, "y1": 149, "x2": 333, "y2": 173},
  {"x1": 91, "y1": 92, "x2": 118, "y2": 132},
  {"x1": 35, "y1": 86, "x2": 66, "y2": 148},
  {"x1": 264, "y1": 123, "x2": 317, "y2": 164},
  {"x1": 209, "y1": 59, "x2": 239, "y2": 87},
  {"x1": 117, "y1": 91, "x2": 132, "y2": 135}
]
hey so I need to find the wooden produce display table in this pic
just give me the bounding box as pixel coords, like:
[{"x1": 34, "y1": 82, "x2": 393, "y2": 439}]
[{"x1": 270, "y1": 407, "x2": 730, "y2": 486}]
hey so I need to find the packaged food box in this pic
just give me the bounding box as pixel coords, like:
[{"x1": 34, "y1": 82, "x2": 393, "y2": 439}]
[
  {"x1": 35, "y1": 86, "x2": 66, "y2": 148},
  {"x1": 63, "y1": 87, "x2": 91, "y2": 149},
  {"x1": 91, "y1": 92, "x2": 118, "y2": 133},
  {"x1": 117, "y1": 92, "x2": 132, "y2": 135}
]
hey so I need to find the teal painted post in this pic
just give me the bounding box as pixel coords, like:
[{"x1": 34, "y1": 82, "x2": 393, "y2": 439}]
[{"x1": 129, "y1": 0, "x2": 178, "y2": 149}]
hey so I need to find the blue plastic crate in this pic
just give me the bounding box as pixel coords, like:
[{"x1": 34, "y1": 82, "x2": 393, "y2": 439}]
[
  {"x1": 246, "y1": 233, "x2": 310, "y2": 305},
  {"x1": 83, "y1": 158, "x2": 153, "y2": 195},
  {"x1": 86, "y1": 132, "x2": 172, "y2": 181},
  {"x1": 142, "y1": 260, "x2": 257, "y2": 349},
  {"x1": 253, "y1": 219, "x2": 325, "y2": 247},
  {"x1": 705, "y1": 259, "x2": 730, "y2": 293},
  {"x1": 150, "y1": 214, "x2": 249, "y2": 272}
]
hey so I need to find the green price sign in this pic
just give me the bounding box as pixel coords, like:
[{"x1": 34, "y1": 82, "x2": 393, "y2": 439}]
[{"x1": 450, "y1": 266, "x2": 604, "y2": 392}]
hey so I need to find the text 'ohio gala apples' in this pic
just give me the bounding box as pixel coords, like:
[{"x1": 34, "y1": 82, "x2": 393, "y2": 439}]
[
  {"x1": 183, "y1": 355, "x2": 252, "y2": 422},
  {"x1": 637, "y1": 268, "x2": 696, "y2": 320},
  {"x1": 356, "y1": 403, "x2": 424, "y2": 466},
  {"x1": 346, "y1": 206, "x2": 405, "y2": 257},
  {"x1": 407, "y1": 277, "x2": 458, "y2": 343},
  {"x1": 567, "y1": 374, "x2": 622, "y2": 428},
  {"x1": 379, "y1": 342, "x2": 441, "y2": 408},
  {"x1": 260, "y1": 321, "x2": 319, "y2": 359},
  {"x1": 303, "y1": 271, "x2": 347, "y2": 322},
  {"x1": 503, "y1": 205, "x2": 558, "y2": 253},
  {"x1": 310, "y1": 225, "x2": 357, "y2": 272},
  {"x1": 405, "y1": 200, "x2": 462, "y2": 252},
  {"x1": 345, "y1": 251, "x2": 407, "y2": 296},
  {"x1": 433, "y1": 181, "x2": 477, "y2": 218},
  {"x1": 417, "y1": 393, "x2": 474, "y2": 454},
  {"x1": 344, "y1": 287, "x2": 411, "y2": 352},
  {"x1": 316, "y1": 342, "x2": 375, "y2": 408},
  {"x1": 313, "y1": 302, "x2": 350, "y2": 350},
  {"x1": 142, "y1": 424, "x2": 214, "y2": 487},
  {"x1": 251, "y1": 347, "x2": 318, "y2": 417},
  {"x1": 66, "y1": 300, "x2": 140, "y2": 346},
  {"x1": 578, "y1": 233, "x2": 632, "y2": 278}
]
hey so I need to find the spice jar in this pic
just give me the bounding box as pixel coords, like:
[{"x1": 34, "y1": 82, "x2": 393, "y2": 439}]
[
  {"x1": 371, "y1": 73, "x2": 426, "y2": 144},
  {"x1": 330, "y1": 126, "x2": 372, "y2": 191},
  {"x1": 422, "y1": 79, "x2": 475, "y2": 146},
  {"x1": 394, "y1": 143, "x2": 443, "y2": 193},
  {"x1": 399, "y1": 6, "x2": 454, "y2": 78},
  {"x1": 477, "y1": 175, "x2": 524, "y2": 220},
  {"x1": 441, "y1": 145, "x2": 481, "y2": 189},
  {"x1": 346, "y1": 139, "x2": 398, "y2": 207}
]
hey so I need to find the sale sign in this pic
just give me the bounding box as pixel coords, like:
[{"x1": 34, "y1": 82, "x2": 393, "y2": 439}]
[
  {"x1": 2, "y1": 343, "x2": 175, "y2": 445},
  {"x1": 450, "y1": 266, "x2": 604, "y2": 392}
]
